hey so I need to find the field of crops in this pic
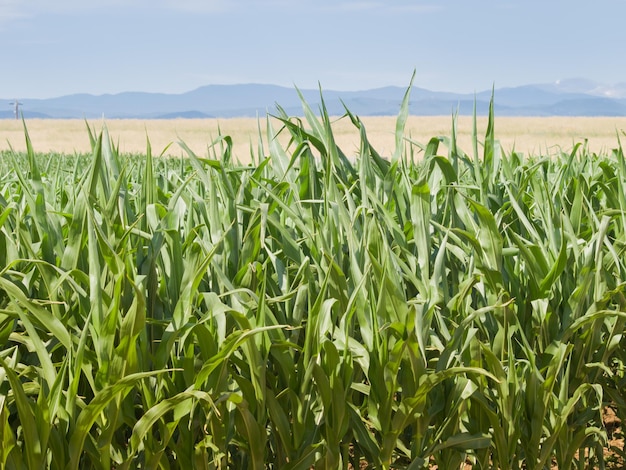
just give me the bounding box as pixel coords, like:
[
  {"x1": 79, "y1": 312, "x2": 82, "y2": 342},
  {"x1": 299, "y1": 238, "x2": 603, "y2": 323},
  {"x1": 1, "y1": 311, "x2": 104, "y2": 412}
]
[
  {"x1": 0, "y1": 89, "x2": 625, "y2": 469},
  {"x1": 3, "y1": 114, "x2": 626, "y2": 161}
]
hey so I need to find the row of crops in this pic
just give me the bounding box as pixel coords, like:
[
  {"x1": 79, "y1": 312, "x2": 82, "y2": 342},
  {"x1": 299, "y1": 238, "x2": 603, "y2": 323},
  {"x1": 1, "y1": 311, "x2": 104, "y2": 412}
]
[{"x1": 0, "y1": 89, "x2": 625, "y2": 469}]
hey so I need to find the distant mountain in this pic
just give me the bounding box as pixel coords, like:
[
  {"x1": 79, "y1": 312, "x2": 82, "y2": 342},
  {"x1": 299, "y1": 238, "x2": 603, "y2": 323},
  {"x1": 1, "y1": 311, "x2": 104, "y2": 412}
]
[
  {"x1": 155, "y1": 110, "x2": 214, "y2": 119},
  {"x1": 0, "y1": 110, "x2": 53, "y2": 119},
  {"x1": 2, "y1": 80, "x2": 626, "y2": 119},
  {"x1": 532, "y1": 78, "x2": 626, "y2": 98}
]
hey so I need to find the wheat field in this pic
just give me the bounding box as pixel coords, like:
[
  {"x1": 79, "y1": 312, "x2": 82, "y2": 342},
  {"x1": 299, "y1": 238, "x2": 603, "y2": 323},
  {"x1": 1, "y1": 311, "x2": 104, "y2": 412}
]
[{"x1": 2, "y1": 116, "x2": 626, "y2": 161}]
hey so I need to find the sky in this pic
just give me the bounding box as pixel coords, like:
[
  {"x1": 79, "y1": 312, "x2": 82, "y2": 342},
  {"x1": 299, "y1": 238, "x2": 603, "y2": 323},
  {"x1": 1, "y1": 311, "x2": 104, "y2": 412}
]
[{"x1": 1, "y1": 0, "x2": 625, "y2": 99}]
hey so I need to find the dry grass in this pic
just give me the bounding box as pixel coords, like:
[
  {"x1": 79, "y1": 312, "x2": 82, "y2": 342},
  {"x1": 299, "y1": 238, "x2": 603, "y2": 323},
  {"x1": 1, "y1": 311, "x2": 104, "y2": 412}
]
[{"x1": 1, "y1": 116, "x2": 626, "y2": 161}]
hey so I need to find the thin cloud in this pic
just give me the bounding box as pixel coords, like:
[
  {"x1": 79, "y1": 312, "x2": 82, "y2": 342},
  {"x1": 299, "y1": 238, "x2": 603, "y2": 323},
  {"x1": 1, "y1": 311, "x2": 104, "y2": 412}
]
[
  {"x1": 155, "y1": 0, "x2": 230, "y2": 13},
  {"x1": 0, "y1": 0, "x2": 443, "y2": 19},
  {"x1": 0, "y1": 0, "x2": 442, "y2": 30},
  {"x1": 0, "y1": 0, "x2": 230, "y2": 18},
  {"x1": 0, "y1": 0, "x2": 234, "y2": 31},
  {"x1": 393, "y1": 5, "x2": 443, "y2": 13},
  {"x1": 333, "y1": 2, "x2": 385, "y2": 11},
  {"x1": 320, "y1": 2, "x2": 442, "y2": 13},
  {"x1": 0, "y1": 0, "x2": 26, "y2": 20},
  {"x1": 0, "y1": 2, "x2": 29, "y2": 31}
]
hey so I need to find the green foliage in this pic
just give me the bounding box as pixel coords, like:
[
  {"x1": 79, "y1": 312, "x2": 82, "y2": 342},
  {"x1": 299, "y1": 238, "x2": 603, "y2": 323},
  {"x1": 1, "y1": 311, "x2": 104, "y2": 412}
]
[{"x1": 0, "y1": 91, "x2": 624, "y2": 469}]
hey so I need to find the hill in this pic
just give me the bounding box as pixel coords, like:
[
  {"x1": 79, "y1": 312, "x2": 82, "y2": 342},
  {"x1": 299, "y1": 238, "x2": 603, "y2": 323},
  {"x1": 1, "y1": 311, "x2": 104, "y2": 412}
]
[{"x1": 2, "y1": 79, "x2": 626, "y2": 118}]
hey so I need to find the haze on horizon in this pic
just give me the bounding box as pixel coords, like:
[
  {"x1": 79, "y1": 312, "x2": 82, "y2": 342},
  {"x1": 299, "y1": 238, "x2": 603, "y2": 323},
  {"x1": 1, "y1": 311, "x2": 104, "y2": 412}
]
[{"x1": 1, "y1": 0, "x2": 624, "y2": 99}]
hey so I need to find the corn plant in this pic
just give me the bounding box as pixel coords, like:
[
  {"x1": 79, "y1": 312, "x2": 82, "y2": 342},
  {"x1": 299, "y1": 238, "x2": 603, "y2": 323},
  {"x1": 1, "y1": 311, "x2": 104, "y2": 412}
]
[{"x1": 0, "y1": 87, "x2": 624, "y2": 469}]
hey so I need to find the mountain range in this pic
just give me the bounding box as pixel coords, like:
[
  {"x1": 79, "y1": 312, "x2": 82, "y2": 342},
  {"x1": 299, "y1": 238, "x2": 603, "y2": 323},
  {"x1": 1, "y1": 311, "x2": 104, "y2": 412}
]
[{"x1": 2, "y1": 78, "x2": 626, "y2": 119}]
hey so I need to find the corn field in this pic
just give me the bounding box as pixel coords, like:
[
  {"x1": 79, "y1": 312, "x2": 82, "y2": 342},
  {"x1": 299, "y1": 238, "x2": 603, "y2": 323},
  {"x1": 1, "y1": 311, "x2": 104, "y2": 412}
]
[{"x1": 0, "y1": 87, "x2": 625, "y2": 469}]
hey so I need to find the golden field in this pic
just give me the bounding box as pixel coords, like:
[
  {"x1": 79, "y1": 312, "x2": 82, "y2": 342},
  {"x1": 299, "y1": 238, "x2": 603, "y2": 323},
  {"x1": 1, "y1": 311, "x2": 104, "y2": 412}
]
[{"x1": 2, "y1": 116, "x2": 626, "y2": 161}]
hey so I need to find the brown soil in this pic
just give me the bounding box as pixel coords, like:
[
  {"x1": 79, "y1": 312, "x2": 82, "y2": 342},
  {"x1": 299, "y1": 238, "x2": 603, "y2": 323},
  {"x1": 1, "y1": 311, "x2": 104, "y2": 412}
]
[{"x1": 346, "y1": 409, "x2": 624, "y2": 469}]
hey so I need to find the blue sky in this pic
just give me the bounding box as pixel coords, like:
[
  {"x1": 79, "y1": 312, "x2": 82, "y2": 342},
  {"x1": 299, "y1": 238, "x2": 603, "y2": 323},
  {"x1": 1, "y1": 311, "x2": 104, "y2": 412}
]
[{"x1": 1, "y1": 0, "x2": 624, "y2": 98}]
